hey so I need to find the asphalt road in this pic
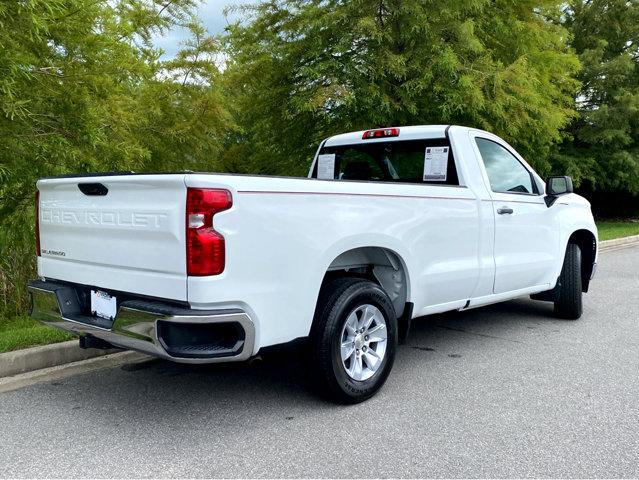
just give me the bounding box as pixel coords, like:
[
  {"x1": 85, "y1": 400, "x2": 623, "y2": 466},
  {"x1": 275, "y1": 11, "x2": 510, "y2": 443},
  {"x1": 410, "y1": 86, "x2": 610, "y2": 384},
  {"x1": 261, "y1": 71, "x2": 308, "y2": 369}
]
[{"x1": 1, "y1": 246, "x2": 638, "y2": 478}]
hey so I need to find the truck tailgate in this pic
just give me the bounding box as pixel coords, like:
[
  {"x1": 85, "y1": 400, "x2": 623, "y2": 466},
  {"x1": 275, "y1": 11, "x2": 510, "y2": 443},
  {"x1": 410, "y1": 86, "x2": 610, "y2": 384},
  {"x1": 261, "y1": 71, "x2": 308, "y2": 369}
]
[{"x1": 37, "y1": 174, "x2": 188, "y2": 301}]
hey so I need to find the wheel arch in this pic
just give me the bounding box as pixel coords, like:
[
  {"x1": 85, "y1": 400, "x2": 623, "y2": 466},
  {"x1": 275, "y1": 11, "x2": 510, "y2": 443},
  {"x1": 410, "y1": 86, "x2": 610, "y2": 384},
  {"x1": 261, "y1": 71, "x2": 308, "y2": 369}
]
[
  {"x1": 566, "y1": 229, "x2": 597, "y2": 292},
  {"x1": 317, "y1": 246, "x2": 411, "y2": 319}
]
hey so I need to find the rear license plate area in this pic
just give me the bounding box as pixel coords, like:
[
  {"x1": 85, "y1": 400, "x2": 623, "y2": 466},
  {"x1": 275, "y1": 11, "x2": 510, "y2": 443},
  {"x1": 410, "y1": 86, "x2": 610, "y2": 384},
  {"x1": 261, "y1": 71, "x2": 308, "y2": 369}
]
[{"x1": 90, "y1": 290, "x2": 117, "y2": 321}]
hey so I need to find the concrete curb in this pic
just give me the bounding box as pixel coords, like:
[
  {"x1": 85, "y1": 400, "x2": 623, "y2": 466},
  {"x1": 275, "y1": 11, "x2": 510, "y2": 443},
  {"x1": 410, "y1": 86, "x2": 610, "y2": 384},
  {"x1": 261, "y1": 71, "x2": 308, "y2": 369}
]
[
  {"x1": 0, "y1": 340, "x2": 119, "y2": 379},
  {"x1": 599, "y1": 234, "x2": 639, "y2": 251},
  {"x1": 1, "y1": 233, "x2": 637, "y2": 381},
  {"x1": 0, "y1": 351, "x2": 148, "y2": 394}
]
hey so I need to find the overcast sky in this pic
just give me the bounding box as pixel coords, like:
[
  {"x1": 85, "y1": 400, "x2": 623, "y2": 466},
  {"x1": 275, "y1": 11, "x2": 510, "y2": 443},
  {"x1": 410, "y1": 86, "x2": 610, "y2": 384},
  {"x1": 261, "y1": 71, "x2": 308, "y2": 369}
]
[{"x1": 154, "y1": 0, "x2": 256, "y2": 57}]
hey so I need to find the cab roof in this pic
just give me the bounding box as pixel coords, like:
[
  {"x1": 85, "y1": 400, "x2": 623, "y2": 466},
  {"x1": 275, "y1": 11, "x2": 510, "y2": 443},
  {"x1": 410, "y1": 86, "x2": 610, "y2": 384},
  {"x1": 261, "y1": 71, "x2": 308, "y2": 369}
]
[{"x1": 324, "y1": 125, "x2": 454, "y2": 147}]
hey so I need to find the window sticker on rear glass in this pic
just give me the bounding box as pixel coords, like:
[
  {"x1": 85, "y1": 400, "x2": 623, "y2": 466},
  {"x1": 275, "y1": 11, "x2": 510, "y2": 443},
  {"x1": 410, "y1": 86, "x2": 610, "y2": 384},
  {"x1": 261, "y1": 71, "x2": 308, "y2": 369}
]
[
  {"x1": 317, "y1": 154, "x2": 336, "y2": 179},
  {"x1": 423, "y1": 146, "x2": 449, "y2": 181}
]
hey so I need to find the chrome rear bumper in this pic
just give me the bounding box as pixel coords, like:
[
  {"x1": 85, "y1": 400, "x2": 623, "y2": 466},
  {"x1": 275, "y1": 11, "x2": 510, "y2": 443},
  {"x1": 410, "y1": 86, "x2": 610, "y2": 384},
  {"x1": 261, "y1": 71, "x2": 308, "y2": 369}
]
[{"x1": 28, "y1": 280, "x2": 255, "y2": 364}]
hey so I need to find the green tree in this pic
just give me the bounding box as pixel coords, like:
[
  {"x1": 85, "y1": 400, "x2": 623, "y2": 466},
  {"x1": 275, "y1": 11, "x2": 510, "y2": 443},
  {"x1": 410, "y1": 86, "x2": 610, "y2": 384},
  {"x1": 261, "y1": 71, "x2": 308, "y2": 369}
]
[
  {"x1": 223, "y1": 0, "x2": 580, "y2": 175},
  {"x1": 558, "y1": 0, "x2": 639, "y2": 193},
  {"x1": 0, "y1": 0, "x2": 230, "y2": 316}
]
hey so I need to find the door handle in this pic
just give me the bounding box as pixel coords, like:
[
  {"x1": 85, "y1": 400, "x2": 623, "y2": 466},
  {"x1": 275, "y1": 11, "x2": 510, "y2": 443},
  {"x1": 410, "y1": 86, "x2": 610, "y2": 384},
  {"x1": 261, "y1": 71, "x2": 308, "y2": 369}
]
[{"x1": 497, "y1": 206, "x2": 514, "y2": 215}]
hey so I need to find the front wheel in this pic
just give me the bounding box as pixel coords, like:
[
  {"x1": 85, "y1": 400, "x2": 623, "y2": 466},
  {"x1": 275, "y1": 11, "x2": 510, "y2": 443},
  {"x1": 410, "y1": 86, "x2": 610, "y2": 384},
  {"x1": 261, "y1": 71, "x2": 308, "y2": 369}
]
[
  {"x1": 310, "y1": 277, "x2": 398, "y2": 404},
  {"x1": 554, "y1": 243, "x2": 583, "y2": 320}
]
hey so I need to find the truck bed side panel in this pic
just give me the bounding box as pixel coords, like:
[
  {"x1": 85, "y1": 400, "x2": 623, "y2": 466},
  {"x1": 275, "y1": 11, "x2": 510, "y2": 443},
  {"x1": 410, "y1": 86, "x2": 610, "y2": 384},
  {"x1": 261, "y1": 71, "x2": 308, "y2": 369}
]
[{"x1": 185, "y1": 174, "x2": 480, "y2": 351}]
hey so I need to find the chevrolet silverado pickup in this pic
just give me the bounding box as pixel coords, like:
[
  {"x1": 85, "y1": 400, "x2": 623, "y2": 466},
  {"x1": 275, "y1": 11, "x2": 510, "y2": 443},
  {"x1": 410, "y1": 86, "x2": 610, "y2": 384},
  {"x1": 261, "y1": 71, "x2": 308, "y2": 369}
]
[{"x1": 29, "y1": 125, "x2": 598, "y2": 403}]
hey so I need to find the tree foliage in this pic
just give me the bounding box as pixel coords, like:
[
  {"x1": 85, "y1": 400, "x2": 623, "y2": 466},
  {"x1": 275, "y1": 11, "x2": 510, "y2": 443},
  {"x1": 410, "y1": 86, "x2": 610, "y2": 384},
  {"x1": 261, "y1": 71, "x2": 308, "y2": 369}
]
[
  {"x1": 223, "y1": 0, "x2": 580, "y2": 175},
  {"x1": 0, "y1": 0, "x2": 230, "y2": 316},
  {"x1": 2, "y1": 0, "x2": 639, "y2": 319},
  {"x1": 558, "y1": 0, "x2": 639, "y2": 193},
  {"x1": 0, "y1": 0, "x2": 229, "y2": 217}
]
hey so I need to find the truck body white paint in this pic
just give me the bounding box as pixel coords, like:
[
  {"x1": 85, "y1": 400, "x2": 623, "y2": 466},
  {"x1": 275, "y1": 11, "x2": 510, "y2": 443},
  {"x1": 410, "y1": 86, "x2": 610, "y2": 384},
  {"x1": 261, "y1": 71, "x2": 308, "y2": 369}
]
[{"x1": 34, "y1": 125, "x2": 598, "y2": 357}]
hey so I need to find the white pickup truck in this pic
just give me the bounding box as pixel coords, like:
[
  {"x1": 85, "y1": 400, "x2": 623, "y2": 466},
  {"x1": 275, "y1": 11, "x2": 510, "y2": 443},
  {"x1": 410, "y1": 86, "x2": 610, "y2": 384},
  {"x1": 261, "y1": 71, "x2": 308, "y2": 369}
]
[{"x1": 29, "y1": 125, "x2": 598, "y2": 403}]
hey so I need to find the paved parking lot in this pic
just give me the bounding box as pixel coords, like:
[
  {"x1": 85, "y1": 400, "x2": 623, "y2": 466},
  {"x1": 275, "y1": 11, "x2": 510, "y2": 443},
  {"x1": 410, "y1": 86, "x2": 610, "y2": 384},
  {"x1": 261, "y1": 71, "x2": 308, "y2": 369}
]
[{"x1": 1, "y1": 246, "x2": 638, "y2": 478}]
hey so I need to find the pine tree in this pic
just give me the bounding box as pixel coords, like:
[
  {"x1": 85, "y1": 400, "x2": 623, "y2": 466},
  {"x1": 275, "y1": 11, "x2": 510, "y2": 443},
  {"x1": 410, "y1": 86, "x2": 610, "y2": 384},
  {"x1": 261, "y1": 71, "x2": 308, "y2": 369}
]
[
  {"x1": 223, "y1": 0, "x2": 580, "y2": 175},
  {"x1": 559, "y1": 0, "x2": 639, "y2": 194},
  {"x1": 0, "y1": 0, "x2": 230, "y2": 316}
]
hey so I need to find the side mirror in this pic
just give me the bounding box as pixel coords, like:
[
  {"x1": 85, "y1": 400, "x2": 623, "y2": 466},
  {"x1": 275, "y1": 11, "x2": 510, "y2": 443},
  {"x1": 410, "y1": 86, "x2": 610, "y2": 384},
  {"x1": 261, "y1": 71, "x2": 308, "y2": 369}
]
[
  {"x1": 545, "y1": 176, "x2": 573, "y2": 207},
  {"x1": 546, "y1": 176, "x2": 573, "y2": 196}
]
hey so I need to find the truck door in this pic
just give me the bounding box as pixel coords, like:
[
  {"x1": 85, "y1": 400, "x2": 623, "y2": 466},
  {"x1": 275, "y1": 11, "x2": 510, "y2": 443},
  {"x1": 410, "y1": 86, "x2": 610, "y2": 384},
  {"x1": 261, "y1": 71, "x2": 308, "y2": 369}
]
[{"x1": 472, "y1": 136, "x2": 559, "y2": 294}]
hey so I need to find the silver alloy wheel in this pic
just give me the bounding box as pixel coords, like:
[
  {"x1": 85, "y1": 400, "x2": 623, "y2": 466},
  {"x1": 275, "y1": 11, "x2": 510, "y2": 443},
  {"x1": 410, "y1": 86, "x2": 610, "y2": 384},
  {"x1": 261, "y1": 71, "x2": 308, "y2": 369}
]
[{"x1": 339, "y1": 304, "x2": 388, "y2": 381}]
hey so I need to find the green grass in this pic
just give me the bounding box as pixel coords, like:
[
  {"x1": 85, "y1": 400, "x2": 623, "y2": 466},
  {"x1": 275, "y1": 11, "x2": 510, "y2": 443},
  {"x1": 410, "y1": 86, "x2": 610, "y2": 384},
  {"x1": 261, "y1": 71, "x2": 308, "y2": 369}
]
[
  {"x1": 596, "y1": 220, "x2": 639, "y2": 241},
  {"x1": 0, "y1": 315, "x2": 75, "y2": 354}
]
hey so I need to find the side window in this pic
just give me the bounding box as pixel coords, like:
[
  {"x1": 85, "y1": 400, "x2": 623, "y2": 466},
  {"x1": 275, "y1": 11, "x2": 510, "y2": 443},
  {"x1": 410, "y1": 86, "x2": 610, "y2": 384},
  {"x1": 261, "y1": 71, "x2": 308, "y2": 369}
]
[{"x1": 475, "y1": 138, "x2": 536, "y2": 194}]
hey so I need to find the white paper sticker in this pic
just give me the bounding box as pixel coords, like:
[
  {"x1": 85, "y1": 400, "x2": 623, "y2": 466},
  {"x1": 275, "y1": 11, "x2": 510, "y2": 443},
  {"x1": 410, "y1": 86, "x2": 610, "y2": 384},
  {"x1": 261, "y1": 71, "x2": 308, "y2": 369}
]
[
  {"x1": 423, "y1": 146, "x2": 449, "y2": 181},
  {"x1": 317, "y1": 154, "x2": 336, "y2": 179}
]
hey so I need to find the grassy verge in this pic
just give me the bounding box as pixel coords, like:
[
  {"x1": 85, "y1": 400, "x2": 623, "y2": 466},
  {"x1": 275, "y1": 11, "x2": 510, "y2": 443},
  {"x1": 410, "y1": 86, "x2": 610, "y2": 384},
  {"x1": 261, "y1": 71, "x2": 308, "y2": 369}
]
[
  {"x1": 596, "y1": 220, "x2": 639, "y2": 241},
  {"x1": 0, "y1": 315, "x2": 74, "y2": 354}
]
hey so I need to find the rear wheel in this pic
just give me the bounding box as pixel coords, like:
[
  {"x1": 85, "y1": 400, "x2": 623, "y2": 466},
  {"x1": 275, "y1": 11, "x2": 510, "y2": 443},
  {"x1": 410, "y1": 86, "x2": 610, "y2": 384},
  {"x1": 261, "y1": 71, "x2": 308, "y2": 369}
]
[
  {"x1": 554, "y1": 243, "x2": 583, "y2": 320},
  {"x1": 310, "y1": 277, "x2": 398, "y2": 404}
]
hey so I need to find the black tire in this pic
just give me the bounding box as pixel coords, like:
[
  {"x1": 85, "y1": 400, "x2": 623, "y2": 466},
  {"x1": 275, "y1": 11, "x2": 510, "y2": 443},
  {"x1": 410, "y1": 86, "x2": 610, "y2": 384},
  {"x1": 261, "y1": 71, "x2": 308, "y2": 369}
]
[
  {"x1": 554, "y1": 243, "x2": 583, "y2": 320},
  {"x1": 310, "y1": 277, "x2": 398, "y2": 404}
]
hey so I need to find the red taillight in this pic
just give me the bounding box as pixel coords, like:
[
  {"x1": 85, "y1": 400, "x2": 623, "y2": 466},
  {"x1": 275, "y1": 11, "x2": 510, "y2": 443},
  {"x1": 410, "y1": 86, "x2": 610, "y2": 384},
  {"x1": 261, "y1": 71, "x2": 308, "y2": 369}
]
[
  {"x1": 35, "y1": 190, "x2": 41, "y2": 257},
  {"x1": 186, "y1": 188, "x2": 232, "y2": 276},
  {"x1": 362, "y1": 128, "x2": 400, "y2": 139}
]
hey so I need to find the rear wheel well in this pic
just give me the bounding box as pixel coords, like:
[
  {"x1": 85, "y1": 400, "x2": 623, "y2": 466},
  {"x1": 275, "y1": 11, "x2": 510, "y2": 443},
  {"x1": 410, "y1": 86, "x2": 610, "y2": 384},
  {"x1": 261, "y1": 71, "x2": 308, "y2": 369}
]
[
  {"x1": 320, "y1": 247, "x2": 409, "y2": 318},
  {"x1": 567, "y1": 229, "x2": 597, "y2": 292}
]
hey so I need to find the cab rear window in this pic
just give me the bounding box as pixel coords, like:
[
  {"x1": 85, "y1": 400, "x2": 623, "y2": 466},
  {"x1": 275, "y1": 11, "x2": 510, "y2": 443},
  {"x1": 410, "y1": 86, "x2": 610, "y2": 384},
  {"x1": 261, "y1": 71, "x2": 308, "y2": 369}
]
[{"x1": 314, "y1": 139, "x2": 459, "y2": 186}]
